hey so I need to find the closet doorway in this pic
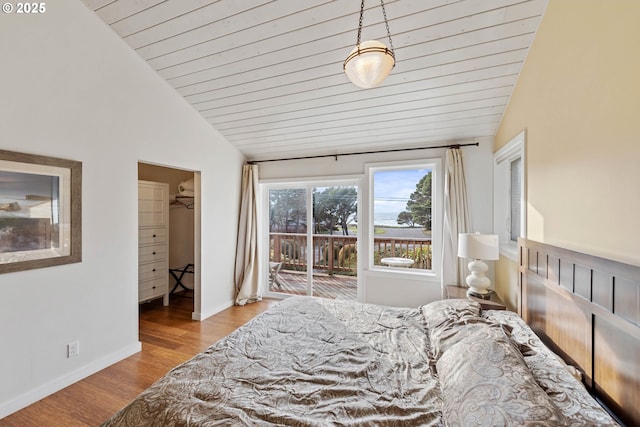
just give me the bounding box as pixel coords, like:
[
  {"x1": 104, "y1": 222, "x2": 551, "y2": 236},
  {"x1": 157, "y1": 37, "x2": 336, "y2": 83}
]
[{"x1": 138, "y1": 162, "x2": 200, "y2": 316}]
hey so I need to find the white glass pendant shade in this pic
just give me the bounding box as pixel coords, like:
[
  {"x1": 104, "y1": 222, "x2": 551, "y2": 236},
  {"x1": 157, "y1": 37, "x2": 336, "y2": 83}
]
[{"x1": 344, "y1": 40, "x2": 395, "y2": 88}]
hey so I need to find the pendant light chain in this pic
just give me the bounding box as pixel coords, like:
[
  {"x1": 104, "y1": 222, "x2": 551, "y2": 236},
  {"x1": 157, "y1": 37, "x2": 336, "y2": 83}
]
[
  {"x1": 355, "y1": 0, "x2": 395, "y2": 56},
  {"x1": 356, "y1": 0, "x2": 364, "y2": 47},
  {"x1": 380, "y1": 0, "x2": 395, "y2": 56}
]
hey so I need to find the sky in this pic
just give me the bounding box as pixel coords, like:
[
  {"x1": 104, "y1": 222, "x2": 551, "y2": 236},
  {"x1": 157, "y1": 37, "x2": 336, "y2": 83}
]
[
  {"x1": 373, "y1": 168, "x2": 431, "y2": 226},
  {"x1": 0, "y1": 171, "x2": 57, "y2": 199}
]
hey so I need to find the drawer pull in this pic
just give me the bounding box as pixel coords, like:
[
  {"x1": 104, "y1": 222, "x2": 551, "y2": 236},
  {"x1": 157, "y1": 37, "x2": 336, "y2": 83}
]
[
  {"x1": 153, "y1": 234, "x2": 156, "y2": 237},
  {"x1": 152, "y1": 286, "x2": 156, "y2": 289},
  {"x1": 152, "y1": 251, "x2": 156, "y2": 255},
  {"x1": 152, "y1": 268, "x2": 156, "y2": 272}
]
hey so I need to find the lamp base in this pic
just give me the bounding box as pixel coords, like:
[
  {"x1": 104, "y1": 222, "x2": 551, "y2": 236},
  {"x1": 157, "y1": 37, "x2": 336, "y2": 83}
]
[
  {"x1": 464, "y1": 259, "x2": 492, "y2": 298},
  {"x1": 466, "y1": 288, "x2": 493, "y2": 300}
]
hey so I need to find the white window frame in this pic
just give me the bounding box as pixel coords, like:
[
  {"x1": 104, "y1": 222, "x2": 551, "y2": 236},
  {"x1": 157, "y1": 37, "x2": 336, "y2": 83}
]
[
  {"x1": 493, "y1": 131, "x2": 526, "y2": 261},
  {"x1": 364, "y1": 158, "x2": 442, "y2": 278},
  {"x1": 260, "y1": 176, "x2": 362, "y2": 299}
]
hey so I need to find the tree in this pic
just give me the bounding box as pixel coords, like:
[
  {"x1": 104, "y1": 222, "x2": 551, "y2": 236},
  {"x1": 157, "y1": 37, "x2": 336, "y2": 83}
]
[
  {"x1": 396, "y1": 211, "x2": 415, "y2": 227},
  {"x1": 313, "y1": 187, "x2": 357, "y2": 235},
  {"x1": 397, "y1": 172, "x2": 432, "y2": 230},
  {"x1": 269, "y1": 189, "x2": 306, "y2": 233}
]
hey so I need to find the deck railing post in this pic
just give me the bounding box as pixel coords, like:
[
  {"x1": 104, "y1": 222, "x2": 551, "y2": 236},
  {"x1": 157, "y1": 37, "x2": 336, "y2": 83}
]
[
  {"x1": 327, "y1": 235, "x2": 334, "y2": 275},
  {"x1": 273, "y1": 234, "x2": 281, "y2": 262}
]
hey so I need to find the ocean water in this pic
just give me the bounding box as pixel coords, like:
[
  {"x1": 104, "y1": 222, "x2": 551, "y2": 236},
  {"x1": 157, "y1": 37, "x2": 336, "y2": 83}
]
[
  {"x1": 352, "y1": 218, "x2": 421, "y2": 228},
  {"x1": 374, "y1": 218, "x2": 408, "y2": 227}
]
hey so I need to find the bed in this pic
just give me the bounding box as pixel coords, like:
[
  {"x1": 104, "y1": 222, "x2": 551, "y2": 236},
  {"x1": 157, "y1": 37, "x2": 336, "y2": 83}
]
[{"x1": 102, "y1": 239, "x2": 638, "y2": 426}]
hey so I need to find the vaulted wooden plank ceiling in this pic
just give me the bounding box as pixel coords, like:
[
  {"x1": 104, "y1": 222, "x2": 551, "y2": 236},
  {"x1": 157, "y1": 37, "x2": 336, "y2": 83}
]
[{"x1": 82, "y1": 0, "x2": 548, "y2": 161}]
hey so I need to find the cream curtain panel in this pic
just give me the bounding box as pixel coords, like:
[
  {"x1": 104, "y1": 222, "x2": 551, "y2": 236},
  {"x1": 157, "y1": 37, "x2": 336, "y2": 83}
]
[
  {"x1": 441, "y1": 148, "x2": 471, "y2": 296},
  {"x1": 234, "y1": 164, "x2": 261, "y2": 305}
]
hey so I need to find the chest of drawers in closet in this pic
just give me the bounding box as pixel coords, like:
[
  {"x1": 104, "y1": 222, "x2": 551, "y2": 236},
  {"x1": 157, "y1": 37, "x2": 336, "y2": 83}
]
[{"x1": 138, "y1": 180, "x2": 169, "y2": 305}]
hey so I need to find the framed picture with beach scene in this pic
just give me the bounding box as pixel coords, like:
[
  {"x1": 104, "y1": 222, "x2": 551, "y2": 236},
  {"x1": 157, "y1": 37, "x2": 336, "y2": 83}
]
[{"x1": 0, "y1": 149, "x2": 81, "y2": 274}]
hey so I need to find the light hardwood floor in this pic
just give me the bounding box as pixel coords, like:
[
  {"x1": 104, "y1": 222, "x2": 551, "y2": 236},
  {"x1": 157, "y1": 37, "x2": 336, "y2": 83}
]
[{"x1": 1, "y1": 293, "x2": 279, "y2": 427}]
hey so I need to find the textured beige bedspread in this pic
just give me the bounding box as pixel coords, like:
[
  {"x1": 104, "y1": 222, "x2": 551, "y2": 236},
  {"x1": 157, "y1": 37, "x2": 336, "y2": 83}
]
[{"x1": 102, "y1": 297, "x2": 442, "y2": 426}]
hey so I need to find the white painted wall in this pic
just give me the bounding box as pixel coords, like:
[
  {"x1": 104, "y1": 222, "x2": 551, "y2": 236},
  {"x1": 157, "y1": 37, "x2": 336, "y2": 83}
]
[
  {"x1": 259, "y1": 138, "x2": 494, "y2": 307},
  {"x1": 0, "y1": 1, "x2": 243, "y2": 417}
]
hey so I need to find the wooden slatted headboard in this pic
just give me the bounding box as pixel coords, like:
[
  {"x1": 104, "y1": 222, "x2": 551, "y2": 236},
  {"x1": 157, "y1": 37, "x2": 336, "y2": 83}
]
[{"x1": 518, "y1": 238, "x2": 640, "y2": 426}]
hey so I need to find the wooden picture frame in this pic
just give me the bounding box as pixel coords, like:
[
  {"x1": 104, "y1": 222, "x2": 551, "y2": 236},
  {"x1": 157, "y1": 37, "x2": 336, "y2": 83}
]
[{"x1": 0, "y1": 149, "x2": 81, "y2": 274}]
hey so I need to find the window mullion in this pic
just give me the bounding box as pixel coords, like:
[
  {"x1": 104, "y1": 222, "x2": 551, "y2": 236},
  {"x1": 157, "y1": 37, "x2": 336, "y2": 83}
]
[{"x1": 306, "y1": 186, "x2": 314, "y2": 296}]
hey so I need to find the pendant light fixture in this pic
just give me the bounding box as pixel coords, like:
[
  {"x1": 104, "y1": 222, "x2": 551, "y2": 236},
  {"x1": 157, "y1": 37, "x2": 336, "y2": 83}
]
[{"x1": 343, "y1": 0, "x2": 395, "y2": 89}]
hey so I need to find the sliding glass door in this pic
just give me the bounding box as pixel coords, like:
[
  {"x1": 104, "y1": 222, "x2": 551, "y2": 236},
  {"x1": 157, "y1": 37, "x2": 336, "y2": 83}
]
[{"x1": 266, "y1": 181, "x2": 358, "y2": 300}]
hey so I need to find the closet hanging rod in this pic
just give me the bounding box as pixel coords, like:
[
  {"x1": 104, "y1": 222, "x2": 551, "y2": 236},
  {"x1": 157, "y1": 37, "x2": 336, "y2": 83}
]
[{"x1": 246, "y1": 142, "x2": 479, "y2": 164}]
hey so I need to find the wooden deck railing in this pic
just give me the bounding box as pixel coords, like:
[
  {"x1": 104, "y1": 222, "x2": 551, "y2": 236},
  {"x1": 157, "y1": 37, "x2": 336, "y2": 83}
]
[{"x1": 270, "y1": 232, "x2": 432, "y2": 274}]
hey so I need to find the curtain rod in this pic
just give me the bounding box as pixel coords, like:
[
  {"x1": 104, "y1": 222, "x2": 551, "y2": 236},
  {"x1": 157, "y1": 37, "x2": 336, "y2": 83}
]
[{"x1": 246, "y1": 142, "x2": 479, "y2": 164}]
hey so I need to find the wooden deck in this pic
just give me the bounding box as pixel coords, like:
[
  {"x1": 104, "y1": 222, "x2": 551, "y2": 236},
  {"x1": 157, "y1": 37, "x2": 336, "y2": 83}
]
[{"x1": 269, "y1": 270, "x2": 357, "y2": 300}]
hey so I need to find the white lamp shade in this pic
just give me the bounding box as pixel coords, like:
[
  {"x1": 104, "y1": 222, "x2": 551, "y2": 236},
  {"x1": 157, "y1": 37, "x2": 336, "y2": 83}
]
[
  {"x1": 458, "y1": 233, "x2": 499, "y2": 260},
  {"x1": 344, "y1": 40, "x2": 395, "y2": 88}
]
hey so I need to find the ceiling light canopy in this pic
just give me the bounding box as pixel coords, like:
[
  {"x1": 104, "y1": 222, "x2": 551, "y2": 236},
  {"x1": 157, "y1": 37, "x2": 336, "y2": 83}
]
[{"x1": 343, "y1": 0, "x2": 396, "y2": 89}]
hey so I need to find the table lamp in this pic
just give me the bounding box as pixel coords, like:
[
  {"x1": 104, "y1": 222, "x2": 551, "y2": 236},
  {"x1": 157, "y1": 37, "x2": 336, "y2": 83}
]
[{"x1": 457, "y1": 233, "x2": 499, "y2": 298}]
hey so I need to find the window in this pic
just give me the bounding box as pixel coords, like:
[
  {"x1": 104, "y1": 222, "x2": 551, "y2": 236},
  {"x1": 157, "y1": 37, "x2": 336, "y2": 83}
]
[
  {"x1": 368, "y1": 160, "x2": 440, "y2": 273},
  {"x1": 493, "y1": 131, "x2": 526, "y2": 260}
]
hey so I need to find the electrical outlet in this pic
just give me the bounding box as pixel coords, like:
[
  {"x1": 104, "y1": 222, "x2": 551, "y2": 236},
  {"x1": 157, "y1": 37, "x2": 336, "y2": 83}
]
[{"x1": 67, "y1": 340, "x2": 80, "y2": 358}]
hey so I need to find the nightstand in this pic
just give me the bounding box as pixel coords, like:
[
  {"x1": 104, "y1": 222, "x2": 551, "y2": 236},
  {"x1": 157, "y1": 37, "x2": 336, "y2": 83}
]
[{"x1": 446, "y1": 285, "x2": 507, "y2": 311}]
